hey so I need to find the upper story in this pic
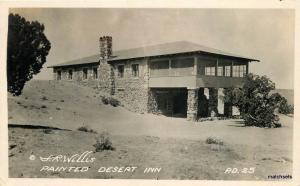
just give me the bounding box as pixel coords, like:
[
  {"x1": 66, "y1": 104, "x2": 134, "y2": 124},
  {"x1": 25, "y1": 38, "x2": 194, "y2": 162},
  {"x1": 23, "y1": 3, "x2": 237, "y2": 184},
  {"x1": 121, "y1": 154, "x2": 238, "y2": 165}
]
[{"x1": 48, "y1": 36, "x2": 259, "y2": 89}]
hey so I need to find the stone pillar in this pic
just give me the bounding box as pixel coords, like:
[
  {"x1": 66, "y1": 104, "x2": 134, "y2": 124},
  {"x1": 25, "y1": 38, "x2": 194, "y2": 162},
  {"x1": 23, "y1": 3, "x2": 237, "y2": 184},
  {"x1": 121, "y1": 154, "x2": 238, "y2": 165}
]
[
  {"x1": 208, "y1": 88, "x2": 218, "y2": 117},
  {"x1": 187, "y1": 88, "x2": 199, "y2": 121},
  {"x1": 218, "y1": 88, "x2": 224, "y2": 115},
  {"x1": 148, "y1": 89, "x2": 158, "y2": 114},
  {"x1": 223, "y1": 88, "x2": 232, "y2": 117}
]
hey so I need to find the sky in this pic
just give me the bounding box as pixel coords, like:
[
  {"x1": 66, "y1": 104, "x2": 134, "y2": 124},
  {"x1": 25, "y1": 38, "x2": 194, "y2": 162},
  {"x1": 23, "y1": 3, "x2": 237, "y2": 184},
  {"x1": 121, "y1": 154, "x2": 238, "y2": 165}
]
[{"x1": 10, "y1": 8, "x2": 295, "y2": 89}]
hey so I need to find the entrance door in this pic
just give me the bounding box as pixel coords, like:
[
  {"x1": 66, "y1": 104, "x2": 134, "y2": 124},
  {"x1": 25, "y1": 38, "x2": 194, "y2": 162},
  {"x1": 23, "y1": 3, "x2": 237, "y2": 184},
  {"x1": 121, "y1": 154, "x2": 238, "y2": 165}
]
[{"x1": 173, "y1": 90, "x2": 187, "y2": 116}]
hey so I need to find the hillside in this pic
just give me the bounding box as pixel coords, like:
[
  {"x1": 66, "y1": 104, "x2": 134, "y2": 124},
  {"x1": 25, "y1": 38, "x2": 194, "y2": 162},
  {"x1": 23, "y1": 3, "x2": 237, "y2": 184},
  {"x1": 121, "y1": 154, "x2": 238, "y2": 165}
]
[{"x1": 8, "y1": 80, "x2": 293, "y2": 180}]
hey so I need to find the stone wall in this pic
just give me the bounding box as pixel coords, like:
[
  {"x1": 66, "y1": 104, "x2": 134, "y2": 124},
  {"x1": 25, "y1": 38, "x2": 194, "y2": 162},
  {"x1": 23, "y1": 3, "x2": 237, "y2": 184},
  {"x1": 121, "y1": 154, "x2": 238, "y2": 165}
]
[
  {"x1": 208, "y1": 88, "x2": 218, "y2": 117},
  {"x1": 53, "y1": 64, "x2": 99, "y2": 89},
  {"x1": 112, "y1": 59, "x2": 149, "y2": 113},
  {"x1": 98, "y1": 60, "x2": 114, "y2": 94},
  {"x1": 187, "y1": 89, "x2": 198, "y2": 121}
]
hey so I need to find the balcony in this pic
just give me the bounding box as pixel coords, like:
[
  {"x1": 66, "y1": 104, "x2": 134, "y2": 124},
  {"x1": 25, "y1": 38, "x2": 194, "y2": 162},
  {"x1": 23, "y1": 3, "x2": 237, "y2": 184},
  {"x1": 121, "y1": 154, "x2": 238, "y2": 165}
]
[{"x1": 148, "y1": 56, "x2": 248, "y2": 89}]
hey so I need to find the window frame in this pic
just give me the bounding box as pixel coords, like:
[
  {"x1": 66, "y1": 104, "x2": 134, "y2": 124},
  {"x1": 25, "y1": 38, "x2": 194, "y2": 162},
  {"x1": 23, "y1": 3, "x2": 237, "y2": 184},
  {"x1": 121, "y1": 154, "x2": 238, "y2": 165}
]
[
  {"x1": 82, "y1": 68, "x2": 88, "y2": 80},
  {"x1": 117, "y1": 65, "x2": 125, "y2": 78},
  {"x1": 68, "y1": 69, "x2": 73, "y2": 80},
  {"x1": 131, "y1": 64, "x2": 139, "y2": 77},
  {"x1": 205, "y1": 66, "x2": 215, "y2": 76},
  {"x1": 93, "y1": 67, "x2": 98, "y2": 79},
  {"x1": 217, "y1": 66, "x2": 223, "y2": 77},
  {"x1": 57, "y1": 70, "x2": 61, "y2": 80}
]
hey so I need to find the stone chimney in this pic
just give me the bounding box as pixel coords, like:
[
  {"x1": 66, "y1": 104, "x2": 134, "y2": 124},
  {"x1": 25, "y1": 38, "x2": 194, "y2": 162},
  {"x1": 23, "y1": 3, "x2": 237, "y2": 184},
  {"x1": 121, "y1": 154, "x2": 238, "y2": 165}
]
[{"x1": 99, "y1": 36, "x2": 112, "y2": 59}]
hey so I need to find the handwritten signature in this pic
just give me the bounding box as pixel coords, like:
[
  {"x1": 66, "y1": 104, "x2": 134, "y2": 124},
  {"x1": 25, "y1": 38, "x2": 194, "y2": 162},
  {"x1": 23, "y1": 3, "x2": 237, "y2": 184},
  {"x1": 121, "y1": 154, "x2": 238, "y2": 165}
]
[{"x1": 40, "y1": 151, "x2": 96, "y2": 163}]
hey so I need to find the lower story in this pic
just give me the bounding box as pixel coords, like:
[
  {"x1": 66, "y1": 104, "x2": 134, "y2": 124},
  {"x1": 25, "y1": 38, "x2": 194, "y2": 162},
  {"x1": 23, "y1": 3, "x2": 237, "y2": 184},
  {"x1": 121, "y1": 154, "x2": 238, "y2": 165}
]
[
  {"x1": 149, "y1": 88, "x2": 239, "y2": 121},
  {"x1": 114, "y1": 86, "x2": 240, "y2": 121}
]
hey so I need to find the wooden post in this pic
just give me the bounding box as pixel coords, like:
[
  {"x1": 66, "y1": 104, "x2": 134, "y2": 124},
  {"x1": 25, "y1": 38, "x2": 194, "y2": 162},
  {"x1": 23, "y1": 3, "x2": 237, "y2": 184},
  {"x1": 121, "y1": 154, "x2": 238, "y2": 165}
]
[
  {"x1": 215, "y1": 58, "x2": 218, "y2": 76},
  {"x1": 168, "y1": 59, "x2": 171, "y2": 76},
  {"x1": 230, "y1": 61, "x2": 233, "y2": 77},
  {"x1": 193, "y1": 56, "x2": 198, "y2": 75}
]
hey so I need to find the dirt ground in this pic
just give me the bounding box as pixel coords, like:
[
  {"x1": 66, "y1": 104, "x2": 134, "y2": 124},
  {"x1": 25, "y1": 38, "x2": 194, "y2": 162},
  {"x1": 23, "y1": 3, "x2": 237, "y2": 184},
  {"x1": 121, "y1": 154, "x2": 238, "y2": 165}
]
[{"x1": 7, "y1": 80, "x2": 293, "y2": 180}]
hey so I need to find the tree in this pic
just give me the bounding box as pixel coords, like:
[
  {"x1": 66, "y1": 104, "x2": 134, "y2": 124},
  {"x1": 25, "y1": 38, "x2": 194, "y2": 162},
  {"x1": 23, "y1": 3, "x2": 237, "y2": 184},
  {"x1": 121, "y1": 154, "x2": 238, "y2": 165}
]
[
  {"x1": 7, "y1": 13, "x2": 51, "y2": 96},
  {"x1": 224, "y1": 73, "x2": 283, "y2": 128}
]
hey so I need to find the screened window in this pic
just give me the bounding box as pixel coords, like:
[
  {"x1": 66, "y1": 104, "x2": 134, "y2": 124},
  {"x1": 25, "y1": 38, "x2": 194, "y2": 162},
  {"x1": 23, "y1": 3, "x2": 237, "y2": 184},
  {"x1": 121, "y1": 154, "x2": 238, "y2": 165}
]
[
  {"x1": 83, "y1": 68, "x2": 88, "y2": 80},
  {"x1": 132, "y1": 64, "x2": 139, "y2": 77},
  {"x1": 57, "y1": 71, "x2": 61, "y2": 80},
  {"x1": 225, "y1": 66, "x2": 231, "y2": 77},
  {"x1": 205, "y1": 66, "x2": 215, "y2": 76},
  {"x1": 217, "y1": 66, "x2": 223, "y2": 76},
  {"x1": 68, "y1": 69, "x2": 73, "y2": 80},
  {"x1": 170, "y1": 58, "x2": 194, "y2": 76},
  {"x1": 232, "y1": 65, "x2": 247, "y2": 77},
  {"x1": 93, "y1": 68, "x2": 98, "y2": 79},
  {"x1": 117, "y1": 65, "x2": 124, "y2": 78},
  {"x1": 150, "y1": 60, "x2": 169, "y2": 77}
]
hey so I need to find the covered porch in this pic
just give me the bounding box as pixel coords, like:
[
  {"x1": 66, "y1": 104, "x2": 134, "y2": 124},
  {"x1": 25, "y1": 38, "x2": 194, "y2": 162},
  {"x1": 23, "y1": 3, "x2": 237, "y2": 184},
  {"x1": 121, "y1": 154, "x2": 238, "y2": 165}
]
[{"x1": 148, "y1": 87, "x2": 239, "y2": 121}]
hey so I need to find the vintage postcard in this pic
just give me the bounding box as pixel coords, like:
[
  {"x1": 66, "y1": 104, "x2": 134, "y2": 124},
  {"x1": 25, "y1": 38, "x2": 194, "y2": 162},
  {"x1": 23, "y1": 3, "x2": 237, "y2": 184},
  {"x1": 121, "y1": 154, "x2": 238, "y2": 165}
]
[{"x1": 0, "y1": 1, "x2": 298, "y2": 186}]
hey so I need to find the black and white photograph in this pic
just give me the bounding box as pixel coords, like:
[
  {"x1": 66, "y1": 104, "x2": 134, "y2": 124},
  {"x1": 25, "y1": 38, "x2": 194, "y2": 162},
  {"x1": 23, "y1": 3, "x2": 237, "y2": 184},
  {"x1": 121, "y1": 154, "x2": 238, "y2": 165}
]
[{"x1": 1, "y1": 2, "x2": 297, "y2": 184}]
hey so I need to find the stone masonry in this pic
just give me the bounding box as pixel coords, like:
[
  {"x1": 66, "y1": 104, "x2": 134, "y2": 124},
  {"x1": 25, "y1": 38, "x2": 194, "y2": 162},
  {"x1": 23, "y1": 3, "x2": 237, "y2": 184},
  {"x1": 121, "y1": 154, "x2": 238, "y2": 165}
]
[{"x1": 187, "y1": 88, "x2": 198, "y2": 121}]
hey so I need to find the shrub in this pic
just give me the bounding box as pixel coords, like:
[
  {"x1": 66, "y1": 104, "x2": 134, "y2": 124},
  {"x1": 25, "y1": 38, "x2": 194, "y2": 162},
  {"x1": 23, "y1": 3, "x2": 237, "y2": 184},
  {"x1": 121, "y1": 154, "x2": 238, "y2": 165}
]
[
  {"x1": 93, "y1": 132, "x2": 115, "y2": 152},
  {"x1": 43, "y1": 129, "x2": 53, "y2": 134},
  {"x1": 41, "y1": 96, "x2": 48, "y2": 101},
  {"x1": 278, "y1": 97, "x2": 294, "y2": 114},
  {"x1": 101, "y1": 97, "x2": 109, "y2": 105},
  {"x1": 224, "y1": 74, "x2": 283, "y2": 128},
  {"x1": 101, "y1": 96, "x2": 120, "y2": 107},
  {"x1": 109, "y1": 97, "x2": 120, "y2": 107},
  {"x1": 41, "y1": 105, "x2": 47, "y2": 108},
  {"x1": 77, "y1": 125, "x2": 97, "y2": 133},
  {"x1": 205, "y1": 137, "x2": 224, "y2": 145}
]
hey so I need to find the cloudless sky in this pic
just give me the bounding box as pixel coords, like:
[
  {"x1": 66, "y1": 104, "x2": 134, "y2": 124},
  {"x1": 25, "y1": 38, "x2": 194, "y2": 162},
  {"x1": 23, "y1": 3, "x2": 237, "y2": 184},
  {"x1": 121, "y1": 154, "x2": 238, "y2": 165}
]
[{"x1": 10, "y1": 8, "x2": 295, "y2": 89}]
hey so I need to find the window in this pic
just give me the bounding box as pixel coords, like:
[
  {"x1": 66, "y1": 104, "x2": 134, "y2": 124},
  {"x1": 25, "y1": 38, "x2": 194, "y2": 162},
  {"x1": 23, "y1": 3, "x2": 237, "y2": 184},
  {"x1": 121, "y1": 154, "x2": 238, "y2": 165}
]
[
  {"x1": 240, "y1": 65, "x2": 247, "y2": 77},
  {"x1": 170, "y1": 58, "x2": 194, "y2": 76},
  {"x1": 225, "y1": 66, "x2": 231, "y2": 77},
  {"x1": 232, "y1": 65, "x2": 247, "y2": 77},
  {"x1": 57, "y1": 71, "x2": 61, "y2": 80},
  {"x1": 93, "y1": 68, "x2": 98, "y2": 79},
  {"x1": 217, "y1": 66, "x2": 223, "y2": 76},
  {"x1": 132, "y1": 64, "x2": 139, "y2": 77},
  {"x1": 205, "y1": 66, "x2": 215, "y2": 76},
  {"x1": 68, "y1": 69, "x2": 73, "y2": 80},
  {"x1": 150, "y1": 60, "x2": 169, "y2": 77},
  {"x1": 117, "y1": 65, "x2": 124, "y2": 78},
  {"x1": 83, "y1": 68, "x2": 88, "y2": 80}
]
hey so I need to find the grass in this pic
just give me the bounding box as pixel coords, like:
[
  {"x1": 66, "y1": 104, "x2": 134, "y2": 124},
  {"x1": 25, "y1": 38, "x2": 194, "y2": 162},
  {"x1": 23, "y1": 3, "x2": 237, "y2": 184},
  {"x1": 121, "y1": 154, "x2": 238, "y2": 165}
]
[
  {"x1": 205, "y1": 136, "x2": 224, "y2": 145},
  {"x1": 77, "y1": 125, "x2": 97, "y2": 134},
  {"x1": 93, "y1": 132, "x2": 115, "y2": 152}
]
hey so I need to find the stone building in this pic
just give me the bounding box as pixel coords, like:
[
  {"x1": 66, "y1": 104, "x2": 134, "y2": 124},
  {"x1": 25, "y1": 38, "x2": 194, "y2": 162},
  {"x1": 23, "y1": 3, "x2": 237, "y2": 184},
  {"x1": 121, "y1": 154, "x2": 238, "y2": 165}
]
[{"x1": 48, "y1": 36, "x2": 259, "y2": 121}]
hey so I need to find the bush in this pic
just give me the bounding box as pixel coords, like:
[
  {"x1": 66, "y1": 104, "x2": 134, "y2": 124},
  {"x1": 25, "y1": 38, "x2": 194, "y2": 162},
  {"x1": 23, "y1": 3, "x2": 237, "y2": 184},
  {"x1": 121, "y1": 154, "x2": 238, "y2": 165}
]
[
  {"x1": 101, "y1": 97, "x2": 109, "y2": 105},
  {"x1": 77, "y1": 125, "x2": 97, "y2": 133},
  {"x1": 101, "y1": 96, "x2": 120, "y2": 107},
  {"x1": 224, "y1": 74, "x2": 283, "y2": 128},
  {"x1": 42, "y1": 129, "x2": 53, "y2": 134},
  {"x1": 93, "y1": 132, "x2": 115, "y2": 152},
  {"x1": 41, "y1": 96, "x2": 48, "y2": 101},
  {"x1": 278, "y1": 97, "x2": 294, "y2": 114},
  {"x1": 109, "y1": 97, "x2": 120, "y2": 107},
  {"x1": 205, "y1": 137, "x2": 224, "y2": 145}
]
